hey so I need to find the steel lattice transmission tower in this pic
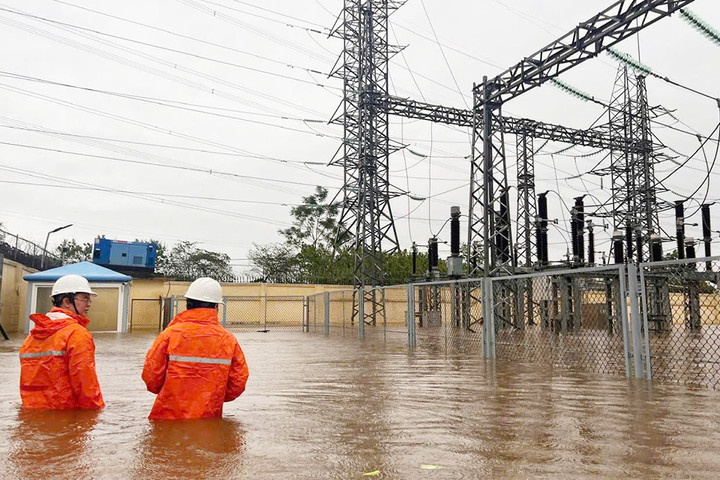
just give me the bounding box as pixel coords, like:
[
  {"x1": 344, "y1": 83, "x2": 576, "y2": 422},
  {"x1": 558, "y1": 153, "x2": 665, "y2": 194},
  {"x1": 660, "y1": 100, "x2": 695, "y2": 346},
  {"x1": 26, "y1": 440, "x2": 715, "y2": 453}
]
[
  {"x1": 326, "y1": 0, "x2": 691, "y2": 322},
  {"x1": 608, "y1": 66, "x2": 660, "y2": 263},
  {"x1": 330, "y1": 0, "x2": 403, "y2": 325}
]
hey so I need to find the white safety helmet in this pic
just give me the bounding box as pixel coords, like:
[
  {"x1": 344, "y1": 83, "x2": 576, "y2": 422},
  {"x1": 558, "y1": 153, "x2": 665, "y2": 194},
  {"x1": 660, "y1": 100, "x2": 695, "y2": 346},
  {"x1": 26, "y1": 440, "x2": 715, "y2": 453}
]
[
  {"x1": 184, "y1": 277, "x2": 223, "y2": 304},
  {"x1": 51, "y1": 274, "x2": 97, "y2": 297}
]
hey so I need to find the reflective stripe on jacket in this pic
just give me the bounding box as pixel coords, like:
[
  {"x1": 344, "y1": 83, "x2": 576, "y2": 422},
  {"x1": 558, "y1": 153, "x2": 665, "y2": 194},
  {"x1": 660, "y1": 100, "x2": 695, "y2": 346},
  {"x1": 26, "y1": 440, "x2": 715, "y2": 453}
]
[
  {"x1": 19, "y1": 308, "x2": 105, "y2": 410},
  {"x1": 142, "y1": 308, "x2": 249, "y2": 420}
]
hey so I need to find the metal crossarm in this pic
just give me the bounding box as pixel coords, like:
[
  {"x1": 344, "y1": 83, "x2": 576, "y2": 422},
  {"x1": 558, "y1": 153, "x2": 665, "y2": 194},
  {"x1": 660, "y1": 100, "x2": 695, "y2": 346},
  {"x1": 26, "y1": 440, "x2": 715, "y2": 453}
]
[
  {"x1": 378, "y1": 95, "x2": 646, "y2": 152},
  {"x1": 474, "y1": 0, "x2": 696, "y2": 105}
]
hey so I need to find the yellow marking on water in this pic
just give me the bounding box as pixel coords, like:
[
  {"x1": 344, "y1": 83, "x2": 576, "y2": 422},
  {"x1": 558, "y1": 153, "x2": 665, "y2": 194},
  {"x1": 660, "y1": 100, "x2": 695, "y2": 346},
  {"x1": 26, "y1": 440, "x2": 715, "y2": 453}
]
[
  {"x1": 363, "y1": 470, "x2": 381, "y2": 476},
  {"x1": 420, "y1": 464, "x2": 445, "y2": 470}
]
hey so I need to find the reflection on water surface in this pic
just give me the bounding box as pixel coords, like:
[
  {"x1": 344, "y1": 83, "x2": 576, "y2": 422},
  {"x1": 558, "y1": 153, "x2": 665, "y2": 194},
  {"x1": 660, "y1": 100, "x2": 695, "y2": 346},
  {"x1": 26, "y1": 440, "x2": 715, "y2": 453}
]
[{"x1": 1, "y1": 331, "x2": 720, "y2": 479}]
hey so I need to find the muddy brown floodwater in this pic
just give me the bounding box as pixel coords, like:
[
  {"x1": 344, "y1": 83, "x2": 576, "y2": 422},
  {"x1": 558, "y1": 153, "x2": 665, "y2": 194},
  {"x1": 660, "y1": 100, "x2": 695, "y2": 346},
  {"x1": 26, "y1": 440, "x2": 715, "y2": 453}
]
[{"x1": 2, "y1": 331, "x2": 720, "y2": 479}]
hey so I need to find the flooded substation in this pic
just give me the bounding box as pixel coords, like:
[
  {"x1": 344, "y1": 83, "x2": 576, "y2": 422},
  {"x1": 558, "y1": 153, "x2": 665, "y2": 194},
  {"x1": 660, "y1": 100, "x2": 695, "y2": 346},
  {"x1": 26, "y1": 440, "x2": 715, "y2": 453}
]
[{"x1": 2, "y1": 329, "x2": 720, "y2": 480}]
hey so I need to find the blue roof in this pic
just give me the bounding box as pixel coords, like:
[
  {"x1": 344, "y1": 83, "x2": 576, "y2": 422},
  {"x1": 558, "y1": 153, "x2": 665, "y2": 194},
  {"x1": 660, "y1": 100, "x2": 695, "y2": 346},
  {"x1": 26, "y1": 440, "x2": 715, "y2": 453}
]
[{"x1": 24, "y1": 261, "x2": 132, "y2": 282}]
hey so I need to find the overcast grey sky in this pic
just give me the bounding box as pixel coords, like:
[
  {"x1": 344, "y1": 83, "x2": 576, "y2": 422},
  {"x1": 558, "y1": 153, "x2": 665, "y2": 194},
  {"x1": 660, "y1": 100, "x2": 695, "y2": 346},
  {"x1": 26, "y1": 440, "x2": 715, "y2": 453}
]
[{"x1": 1, "y1": 0, "x2": 719, "y2": 273}]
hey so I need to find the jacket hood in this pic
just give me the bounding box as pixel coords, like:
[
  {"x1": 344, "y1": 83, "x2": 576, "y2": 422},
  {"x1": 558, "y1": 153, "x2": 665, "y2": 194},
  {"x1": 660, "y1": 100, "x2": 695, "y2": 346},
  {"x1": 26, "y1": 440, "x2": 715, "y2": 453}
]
[
  {"x1": 29, "y1": 307, "x2": 90, "y2": 339},
  {"x1": 167, "y1": 308, "x2": 219, "y2": 328}
]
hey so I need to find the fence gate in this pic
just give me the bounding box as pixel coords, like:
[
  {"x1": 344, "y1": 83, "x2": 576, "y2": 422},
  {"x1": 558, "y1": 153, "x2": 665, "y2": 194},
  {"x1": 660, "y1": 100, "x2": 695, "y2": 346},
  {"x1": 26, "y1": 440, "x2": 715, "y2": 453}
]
[
  {"x1": 486, "y1": 265, "x2": 635, "y2": 377},
  {"x1": 129, "y1": 298, "x2": 162, "y2": 331},
  {"x1": 223, "y1": 296, "x2": 306, "y2": 332},
  {"x1": 639, "y1": 256, "x2": 720, "y2": 389}
]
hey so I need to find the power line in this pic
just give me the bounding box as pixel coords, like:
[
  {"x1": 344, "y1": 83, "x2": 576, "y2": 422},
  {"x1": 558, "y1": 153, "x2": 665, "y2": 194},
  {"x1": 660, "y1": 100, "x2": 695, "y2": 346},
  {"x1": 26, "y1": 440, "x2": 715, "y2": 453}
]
[
  {"x1": 0, "y1": 139, "x2": 340, "y2": 187},
  {"x1": 0, "y1": 11, "x2": 329, "y2": 118},
  {"x1": 418, "y1": 0, "x2": 469, "y2": 109},
  {"x1": 0, "y1": 180, "x2": 311, "y2": 206},
  {"x1": 0, "y1": 6, "x2": 339, "y2": 90},
  {"x1": 0, "y1": 83, "x2": 342, "y2": 174},
  {"x1": 176, "y1": 0, "x2": 334, "y2": 64},
  {"x1": 0, "y1": 71, "x2": 340, "y2": 139},
  {"x1": 0, "y1": 123, "x2": 328, "y2": 164},
  {"x1": 198, "y1": 0, "x2": 329, "y2": 32},
  {"x1": 0, "y1": 164, "x2": 292, "y2": 226},
  {"x1": 48, "y1": 0, "x2": 331, "y2": 72}
]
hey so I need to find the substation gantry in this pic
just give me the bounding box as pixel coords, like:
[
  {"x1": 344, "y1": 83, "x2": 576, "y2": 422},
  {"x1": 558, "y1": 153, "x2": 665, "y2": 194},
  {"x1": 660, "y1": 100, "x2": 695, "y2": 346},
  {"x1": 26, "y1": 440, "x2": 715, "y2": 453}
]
[{"x1": 329, "y1": 0, "x2": 698, "y2": 327}]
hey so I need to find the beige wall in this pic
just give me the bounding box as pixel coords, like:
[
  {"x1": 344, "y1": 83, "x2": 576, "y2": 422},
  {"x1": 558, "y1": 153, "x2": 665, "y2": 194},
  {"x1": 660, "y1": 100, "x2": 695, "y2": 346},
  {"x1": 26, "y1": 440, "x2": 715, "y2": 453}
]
[
  {"x1": 0, "y1": 265, "x2": 354, "y2": 333},
  {"x1": 1, "y1": 259, "x2": 36, "y2": 333},
  {"x1": 128, "y1": 278, "x2": 354, "y2": 330},
  {"x1": 129, "y1": 278, "x2": 351, "y2": 301}
]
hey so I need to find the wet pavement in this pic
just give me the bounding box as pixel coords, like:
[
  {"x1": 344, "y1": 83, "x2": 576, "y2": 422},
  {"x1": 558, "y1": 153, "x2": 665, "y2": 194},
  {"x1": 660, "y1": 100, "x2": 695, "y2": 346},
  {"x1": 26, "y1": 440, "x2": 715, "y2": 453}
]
[{"x1": 2, "y1": 330, "x2": 720, "y2": 479}]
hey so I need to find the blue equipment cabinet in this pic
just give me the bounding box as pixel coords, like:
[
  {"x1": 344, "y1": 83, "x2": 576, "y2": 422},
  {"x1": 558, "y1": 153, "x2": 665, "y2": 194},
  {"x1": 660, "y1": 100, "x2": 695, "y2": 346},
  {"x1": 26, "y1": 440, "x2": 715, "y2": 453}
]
[{"x1": 93, "y1": 238, "x2": 157, "y2": 272}]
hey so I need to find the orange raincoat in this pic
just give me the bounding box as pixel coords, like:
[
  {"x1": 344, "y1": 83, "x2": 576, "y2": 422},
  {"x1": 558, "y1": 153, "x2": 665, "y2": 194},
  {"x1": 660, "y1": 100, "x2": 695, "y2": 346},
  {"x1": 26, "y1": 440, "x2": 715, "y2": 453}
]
[
  {"x1": 19, "y1": 307, "x2": 105, "y2": 409},
  {"x1": 142, "y1": 308, "x2": 249, "y2": 420}
]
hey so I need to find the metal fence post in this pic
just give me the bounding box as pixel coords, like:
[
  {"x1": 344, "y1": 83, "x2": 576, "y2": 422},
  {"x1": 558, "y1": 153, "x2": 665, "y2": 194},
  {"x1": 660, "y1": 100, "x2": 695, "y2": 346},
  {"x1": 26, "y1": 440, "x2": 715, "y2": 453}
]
[
  {"x1": 358, "y1": 287, "x2": 365, "y2": 339},
  {"x1": 222, "y1": 296, "x2": 227, "y2": 327},
  {"x1": 341, "y1": 291, "x2": 346, "y2": 335},
  {"x1": 638, "y1": 264, "x2": 653, "y2": 379},
  {"x1": 407, "y1": 284, "x2": 415, "y2": 347},
  {"x1": 264, "y1": 294, "x2": 268, "y2": 331},
  {"x1": 303, "y1": 297, "x2": 309, "y2": 333},
  {"x1": 618, "y1": 266, "x2": 632, "y2": 378},
  {"x1": 627, "y1": 263, "x2": 644, "y2": 378},
  {"x1": 482, "y1": 277, "x2": 496, "y2": 358},
  {"x1": 324, "y1": 292, "x2": 330, "y2": 335}
]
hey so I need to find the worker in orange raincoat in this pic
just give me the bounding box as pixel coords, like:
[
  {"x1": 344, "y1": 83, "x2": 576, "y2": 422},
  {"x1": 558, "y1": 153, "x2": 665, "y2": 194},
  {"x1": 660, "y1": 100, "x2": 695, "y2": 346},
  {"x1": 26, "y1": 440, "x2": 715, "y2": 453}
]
[
  {"x1": 142, "y1": 277, "x2": 249, "y2": 420},
  {"x1": 19, "y1": 274, "x2": 105, "y2": 409}
]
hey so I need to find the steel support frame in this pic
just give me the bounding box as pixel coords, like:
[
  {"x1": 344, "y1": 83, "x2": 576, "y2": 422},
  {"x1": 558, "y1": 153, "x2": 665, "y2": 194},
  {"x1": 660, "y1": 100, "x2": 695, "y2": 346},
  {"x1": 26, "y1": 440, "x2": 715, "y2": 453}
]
[
  {"x1": 476, "y1": 0, "x2": 696, "y2": 105},
  {"x1": 471, "y1": 77, "x2": 514, "y2": 277},
  {"x1": 378, "y1": 94, "x2": 648, "y2": 152},
  {"x1": 332, "y1": 0, "x2": 695, "y2": 325},
  {"x1": 516, "y1": 133, "x2": 537, "y2": 270}
]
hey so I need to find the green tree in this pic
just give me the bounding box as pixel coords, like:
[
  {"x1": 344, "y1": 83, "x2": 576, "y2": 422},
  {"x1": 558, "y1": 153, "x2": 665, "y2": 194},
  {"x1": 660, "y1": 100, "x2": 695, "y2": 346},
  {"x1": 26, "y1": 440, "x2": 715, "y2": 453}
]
[
  {"x1": 250, "y1": 185, "x2": 436, "y2": 285},
  {"x1": 248, "y1": 243, "x2": 301, "y2": 283},
  {"x1": 160, "y1": 241, "x2": 235, "y2": 282},
  {"x1": 296, "y1": 244, "x2": 354, "y2": 284},
  {"x1": 56, "y1": 239, "x2": 92, "y2": 264},
  {"x1": 280, "y1": 186, "x2": 342, "y2": 249},
  {"x1": 134, "y1": 238, "x2": 168, "y2": 272}
]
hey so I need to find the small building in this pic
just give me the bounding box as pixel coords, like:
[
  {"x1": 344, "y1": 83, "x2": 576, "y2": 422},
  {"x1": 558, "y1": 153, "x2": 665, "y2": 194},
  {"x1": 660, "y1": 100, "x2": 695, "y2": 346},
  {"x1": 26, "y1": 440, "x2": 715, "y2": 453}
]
[{"x1": 23, "y1": 262, "x2": 132, "y2": 333}]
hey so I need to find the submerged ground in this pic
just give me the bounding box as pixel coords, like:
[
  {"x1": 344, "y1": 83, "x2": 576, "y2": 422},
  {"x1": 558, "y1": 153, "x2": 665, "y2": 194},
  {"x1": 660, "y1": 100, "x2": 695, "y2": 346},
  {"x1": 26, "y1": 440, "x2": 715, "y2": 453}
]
[{"x1": 1, "y1": 330, "x2": 720, "y2": 479}]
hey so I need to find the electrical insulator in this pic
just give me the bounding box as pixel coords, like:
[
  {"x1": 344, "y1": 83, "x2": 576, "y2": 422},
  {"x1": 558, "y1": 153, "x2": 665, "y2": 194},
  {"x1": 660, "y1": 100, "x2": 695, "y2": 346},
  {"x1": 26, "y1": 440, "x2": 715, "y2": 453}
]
[
  {"x1": 613, "y1": 230, "x2": 624, "y2": 264},
  {"x1": 676, "y1": 200, "x2": 686, "y2": 260}
]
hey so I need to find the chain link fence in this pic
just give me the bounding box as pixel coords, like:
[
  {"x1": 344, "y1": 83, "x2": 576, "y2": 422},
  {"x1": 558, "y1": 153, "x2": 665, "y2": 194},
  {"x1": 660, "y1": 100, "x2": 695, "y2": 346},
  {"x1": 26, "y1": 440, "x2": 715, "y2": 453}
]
[
  {"x1": 489, "y1": 265, "x2": 630, "y2": 377},
  {"x1": 131, "y1": 258, "x2": 720, "y2": 391},
  {"x1": 129, "y1": 298, "x2": 163, "y2": 331},
  {"x1": 307, "y1": 289, "x2": 356, "y2": 336},
  {"x1": 306, "y1": 282, "x2": 484, "y2": 352},
  {"x1": 224, "y1": 296, "x2": 305, "y2": 332},
  {"x1": 640, "y1": 256, "x2": 720, "y2": 389},
  {"x1": 410, "y1": 280, "x2": 484, "y2": 353},
  {"x1": 150, "y1": 295, "x2": 306, "y2": 332},
  {"x1": 306, "y1": 288, "x2": 409, "y2": 343}
]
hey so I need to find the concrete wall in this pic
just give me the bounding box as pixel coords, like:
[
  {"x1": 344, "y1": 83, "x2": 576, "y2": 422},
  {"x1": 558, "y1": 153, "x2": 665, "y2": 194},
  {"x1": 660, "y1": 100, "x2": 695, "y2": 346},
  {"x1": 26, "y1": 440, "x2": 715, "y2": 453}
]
[
  {"x1": 128, "y1": 278, "x2": 354, "y2": 330},
  {"x1": 0, "y1": 265, "x2": 354, "y2": 333},
  {"x1": 1, "y1": 259, "x2": 36, "y2": 333},
  {"x1": 129, "y1": 278, "x2": 351, "y2": 300}
]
